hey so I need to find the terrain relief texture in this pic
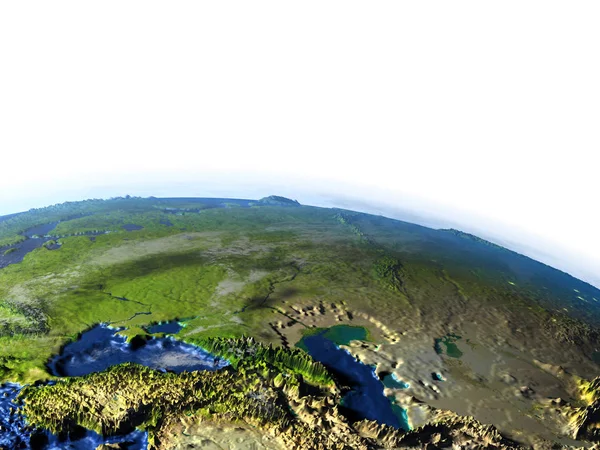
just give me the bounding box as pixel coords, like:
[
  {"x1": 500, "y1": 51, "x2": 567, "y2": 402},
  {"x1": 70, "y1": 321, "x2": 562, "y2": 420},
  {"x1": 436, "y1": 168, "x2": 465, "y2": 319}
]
[{"x1": 1, "y1": 196, "x2": 600, "y2": 449}]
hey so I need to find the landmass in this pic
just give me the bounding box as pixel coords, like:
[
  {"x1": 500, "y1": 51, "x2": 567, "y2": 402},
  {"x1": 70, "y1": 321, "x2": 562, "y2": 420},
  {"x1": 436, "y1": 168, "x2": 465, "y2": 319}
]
[{"x1": 1, "y1": 196, "x2": 600, "y2": 448}]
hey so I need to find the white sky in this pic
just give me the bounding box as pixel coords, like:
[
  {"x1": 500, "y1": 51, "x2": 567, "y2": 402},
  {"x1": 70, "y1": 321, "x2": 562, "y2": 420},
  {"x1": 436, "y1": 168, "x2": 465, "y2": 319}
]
[{"x1": 0, "y1": 2, "x2": 599, "y2": 288}]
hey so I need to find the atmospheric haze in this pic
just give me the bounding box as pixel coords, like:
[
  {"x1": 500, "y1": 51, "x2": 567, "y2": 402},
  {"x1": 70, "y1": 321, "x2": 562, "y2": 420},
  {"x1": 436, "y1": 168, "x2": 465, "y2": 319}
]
[{"x1": 0, "y1": 1, "x2": 599, "y2": 287}]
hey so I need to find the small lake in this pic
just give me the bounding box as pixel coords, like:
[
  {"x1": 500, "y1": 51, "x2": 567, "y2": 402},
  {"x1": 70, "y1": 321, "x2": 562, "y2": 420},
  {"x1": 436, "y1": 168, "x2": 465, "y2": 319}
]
[
  {"x1": 145, "y1": 320, "x2": 183, "y2": 335},
  {"x1": 434, "y1": 333, "x2": 463, "y2": 358},
  {"x1": 122, "y1": 224, "x2": 144, "y2": 232},
  {"x1": 297, "y1": 325, "x2": 409, "y2": 430}
]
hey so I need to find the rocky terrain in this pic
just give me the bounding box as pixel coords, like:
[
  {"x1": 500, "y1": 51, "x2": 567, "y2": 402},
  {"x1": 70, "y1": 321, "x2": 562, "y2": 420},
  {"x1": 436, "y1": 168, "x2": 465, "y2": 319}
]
[
  {"x1": 1, "y1": 196, "x2": 600, "y2": 448},
  {"x1": 20, "y1": 339, "x2": 529, "y2": 450}
]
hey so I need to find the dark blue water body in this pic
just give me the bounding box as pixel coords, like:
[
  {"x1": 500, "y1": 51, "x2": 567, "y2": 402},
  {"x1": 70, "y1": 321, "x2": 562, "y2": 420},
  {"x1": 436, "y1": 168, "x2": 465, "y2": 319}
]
[
  {"x1": 299, "y1": 331, "x2": 409, "y2": 430},
  {"x1": 0, "y1": 325, "x2": 228, "y2": 448},
  {"x1": 0, "y1": 223, "x2": 60, "y2": 270},
  {"x1": 22, "y1": 223, "x2": 60, "y2": 239},
  {"x1": 146, "y1": 320, "x2": 182, "y2": 335},
  {"x1": 0, "y1": 383, "x2": 148, "y2": 450},
  {"x1": 0, "y1": 224, "x2": 111, "y2": 270},
  {"x1": 122, "y1": 224, "x2": 144, "y2": 232},
  {"x1": 47, "y1": 324, "x2": 228, "y2": 377},
  {"x1": 48, "y1": 429, "x2": 148, "y2": 450},
  {"x1": 159, "y1": 219, "x2": 173, "y2": 227},
  {"x1": 0, "y1": 383, "x2": 30, "y2": 449}
]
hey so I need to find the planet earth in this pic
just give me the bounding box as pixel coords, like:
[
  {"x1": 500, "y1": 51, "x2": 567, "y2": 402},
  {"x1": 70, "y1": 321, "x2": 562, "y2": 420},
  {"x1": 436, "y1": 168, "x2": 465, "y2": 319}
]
[{"x1": 1, "y1": 195, "x2": 600, "y2": 449}]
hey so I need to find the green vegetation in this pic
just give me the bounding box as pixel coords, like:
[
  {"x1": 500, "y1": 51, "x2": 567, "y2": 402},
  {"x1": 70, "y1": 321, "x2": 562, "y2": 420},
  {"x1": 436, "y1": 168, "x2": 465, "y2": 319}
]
[
  {"x1": 0, "y1": 200, "x2": 373, "y2": 382},
  {"x1": 253, "y1": 195, "x2": 301, "y2": 207},
  {"x1": 2, "y1": 196, "x2": 600, "y2": 447},
  {"x1": 20, "y1": 336, "x2": 400, "y2": 449},
  {"x1": 566, "y1": 376, "x2": 600, "y2": 441},
  {"x1": 373, "y1": 256, "x2": 404, "y2": 291},
  {"x1": 0, "y1": 197, "x2": 145, "y2": 247},
  {"x1": 440, "y1": 228, "x2": 505, "y2": 250},
  {"x1": 0, "y1": 195, "x2": 598, "y2": 395},
  {"x1": 196, "y1": 336, "x2": 333, "y2": 387},
  {"x1": 20, "y1": 362, "x2": 294, "y2": 446},
  {"x1": 19, "y1": 357, "x2": 426, "y2": 449},
  {"x1": 334, "y1": 211, "x2": 370, "y2": 243},
  {"x1": 42, "y1": 240, "x2": 58, "y2": 249}
]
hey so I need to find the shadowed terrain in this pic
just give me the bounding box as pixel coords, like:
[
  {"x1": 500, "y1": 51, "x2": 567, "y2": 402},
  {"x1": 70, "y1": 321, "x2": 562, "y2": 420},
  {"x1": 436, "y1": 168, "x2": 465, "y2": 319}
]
[{"x1": 1, "y1": 196, "x2": 600, "y2": 448}]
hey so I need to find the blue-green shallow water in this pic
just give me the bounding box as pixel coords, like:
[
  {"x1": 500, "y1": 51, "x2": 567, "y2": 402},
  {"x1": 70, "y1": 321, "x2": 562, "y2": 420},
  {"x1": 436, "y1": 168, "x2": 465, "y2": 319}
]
[
  {"x1": 432, "y1": 372, "x2": 445, "y2": 381},
  {"x1": 319, "y1": 325, "x2": 368, "y2": 345},
  {"x1": 389, "y1": 400, "x2": 410, "y2": 430},
  {"x1": 434, "y1": 333, "x2": 463, "y2": 358},
  {"x1": 383, "y1": 373, "x2": 409, "y2": 390},
  {"x1": 298, "y1": 326, "x2": 410, "y2": 431}
]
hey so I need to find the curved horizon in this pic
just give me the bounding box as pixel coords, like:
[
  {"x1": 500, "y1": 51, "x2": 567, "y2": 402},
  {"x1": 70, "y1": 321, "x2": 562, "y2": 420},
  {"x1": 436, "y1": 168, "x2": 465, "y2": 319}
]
[
  {"x1": 2, "y1": 186, "x2": 599, "y2": 291},
  {"x1": 1, "y1": 3, "x2": 598, "y2": 290},
  {"x1": 3, "y1": 3, "x2": 600, "y2": 447}
]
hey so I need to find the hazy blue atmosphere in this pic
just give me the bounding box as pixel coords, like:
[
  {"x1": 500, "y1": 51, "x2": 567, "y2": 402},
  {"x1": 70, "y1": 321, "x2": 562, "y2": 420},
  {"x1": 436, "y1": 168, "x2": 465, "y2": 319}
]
[
  {"x1": 1, "y1": 2, "x2": 598, "y2": 288},
  {"x1": 2, "y1": 4, "x2": 600, "y2": 448},
  {"x1": 1, "y1": 175, "x2": 598, "y2": 291}
]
